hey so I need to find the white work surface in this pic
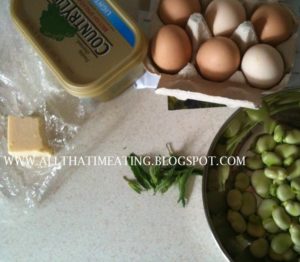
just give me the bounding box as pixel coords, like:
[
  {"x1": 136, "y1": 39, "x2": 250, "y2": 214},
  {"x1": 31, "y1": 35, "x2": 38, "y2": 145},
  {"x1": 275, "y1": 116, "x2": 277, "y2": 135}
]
[
  {"x1": 2, "y1": 89, "x2": 233, "y2": 262},
  {"x1": 1, "y1": 0, "x2": 239, "y2": 261}
]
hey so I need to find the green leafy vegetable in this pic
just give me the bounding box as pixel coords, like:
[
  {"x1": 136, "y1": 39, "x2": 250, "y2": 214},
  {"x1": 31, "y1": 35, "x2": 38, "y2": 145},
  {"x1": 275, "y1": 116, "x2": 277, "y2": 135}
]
[
  {"x1": 126, "y1": 154, "x2": 152, "y2": 190},
  {"x1": 124, "y1": 144, "x2": 202, "y2": 207}
]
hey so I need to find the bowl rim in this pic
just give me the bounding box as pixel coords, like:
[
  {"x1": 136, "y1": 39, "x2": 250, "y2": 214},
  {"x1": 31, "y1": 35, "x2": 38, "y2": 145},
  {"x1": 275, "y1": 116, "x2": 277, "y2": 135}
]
[{"x1": 202, "y1": 108, "x2": 243, "y2": 262}]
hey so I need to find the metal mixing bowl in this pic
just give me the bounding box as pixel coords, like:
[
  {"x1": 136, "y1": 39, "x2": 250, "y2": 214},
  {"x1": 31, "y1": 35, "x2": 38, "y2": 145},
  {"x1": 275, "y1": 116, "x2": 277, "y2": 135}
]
[{"x1": 202, "y1": 90, "x2": 300, "y2": 262}]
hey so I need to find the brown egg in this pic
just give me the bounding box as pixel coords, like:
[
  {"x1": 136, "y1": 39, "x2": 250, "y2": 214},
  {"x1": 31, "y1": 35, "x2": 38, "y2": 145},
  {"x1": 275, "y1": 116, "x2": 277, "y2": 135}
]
[
  {"x1": 251, "y1": 3, "x2": 294, "y2": 45},
  {"x1": 159, "y1": 0, "x2": 201, "y2": 27},
  {"x1": 151, "y1": 25, "x2": 192, "y2": 74},
  {"x1": 196, "y1": 37, "x2": 241, "y2": 82}
]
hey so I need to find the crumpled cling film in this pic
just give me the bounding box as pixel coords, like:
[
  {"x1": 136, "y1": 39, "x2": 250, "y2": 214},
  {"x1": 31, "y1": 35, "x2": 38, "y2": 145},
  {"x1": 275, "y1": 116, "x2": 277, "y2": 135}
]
[
  {"x1": 136, "y1": 0, "x2": 299, "y2": 109},
  {"x1": 0, "y1": 1, "x2": 96, "y2": 208}
]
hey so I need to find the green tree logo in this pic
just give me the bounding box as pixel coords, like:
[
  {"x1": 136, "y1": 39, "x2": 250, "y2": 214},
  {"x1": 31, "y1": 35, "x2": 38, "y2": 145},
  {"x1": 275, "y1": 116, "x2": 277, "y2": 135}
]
[{"x1": 40, "y1": 3, "x2": 78, "y2": 41}]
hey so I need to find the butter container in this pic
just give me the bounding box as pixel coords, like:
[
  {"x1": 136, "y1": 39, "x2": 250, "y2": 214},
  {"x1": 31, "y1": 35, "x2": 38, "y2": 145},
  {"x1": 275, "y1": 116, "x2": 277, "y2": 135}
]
[{"x1": 11, "y1": 0, "x2": 147, "y2": 100}]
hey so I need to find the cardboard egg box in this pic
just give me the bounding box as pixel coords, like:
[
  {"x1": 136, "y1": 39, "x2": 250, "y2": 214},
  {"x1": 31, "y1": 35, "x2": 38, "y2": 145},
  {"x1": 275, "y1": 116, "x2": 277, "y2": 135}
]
[{"x1": 136, "y1": 0, "x2": 299, "y2": 109}]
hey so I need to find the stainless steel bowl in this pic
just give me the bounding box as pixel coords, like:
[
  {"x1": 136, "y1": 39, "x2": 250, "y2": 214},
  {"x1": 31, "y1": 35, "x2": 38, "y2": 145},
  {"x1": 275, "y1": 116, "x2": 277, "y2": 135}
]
[{"x1": 202, "y1": 90, "x2": 300, "y2": 262}]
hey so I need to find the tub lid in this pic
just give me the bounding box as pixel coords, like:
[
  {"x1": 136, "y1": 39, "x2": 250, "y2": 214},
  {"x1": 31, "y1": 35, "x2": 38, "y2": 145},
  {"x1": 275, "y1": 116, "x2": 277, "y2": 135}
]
[{"x1": 11, "y1": 0, "x2": 147, "y2": 95}]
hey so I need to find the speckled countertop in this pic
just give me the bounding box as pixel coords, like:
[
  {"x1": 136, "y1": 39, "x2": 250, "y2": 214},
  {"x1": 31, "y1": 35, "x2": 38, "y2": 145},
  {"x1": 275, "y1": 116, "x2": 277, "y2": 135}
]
[
  {"x1": 2, "y1": 87, "x2": 234, "y2": 262},
  {"x1": 1, "y1": 1, "x2": 236, "y2": 261}
]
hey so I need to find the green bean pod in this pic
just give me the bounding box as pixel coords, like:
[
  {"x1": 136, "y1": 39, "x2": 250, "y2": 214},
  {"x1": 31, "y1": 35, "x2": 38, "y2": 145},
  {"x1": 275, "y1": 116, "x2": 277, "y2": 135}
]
[
  {"x1": 274, "y1": 125, "x2": 285, "y2": 143},
  {"x1": 258, "y1": 199, "x2": 278, "y2": 220},
  {"x1": 250, "y1": 238, "x2": 269, "y2": 258},
  {"x1": 226, "y1": 189, "x2": 242, "y2": 211},
  {"x1": 272, "y1": 207, "x2": 291, "y2": 230},
  {"x1": 217, "y1": 165, "x2": 230, "y2": 189},
  {"x1": 251, "y1": 170, "x2": 272, "y2": 198},
  {"x1": 289, "y1": 224, "x2": 300, "y2": 246},
  {"x1": 240, "y1": 192, "x2": 257, "y2": 217},
  {"x1": 271, "y1": 233, "x2": 293, "y2": 255},
  {"x1": 287, "y1": 159, "x2": 300, "y2": 180},
  {"x1": 234, "y1": 172, "x2": 250, "y2": 191},
  {"x1": 246, "y1": 155, "x2": 264, "y2": 170},
  {"x1": 265, "y1": 167, "x2": 287, "y2": 181},
  {"x1": 275, "y1": 144, "x2": 299, "y2": 159},
  {"x1": 224, "y1": 118, "x2": 241, "y2": 138},
  {"x1": 284, "y1": 129, "x2": 300, "y2": 145},
  {"x1": 256, "y1": 135, "x2": 276, "y2": 154},
  {"x1": 227, "y1": 210, "x2": 246, "y2": 234},
  {"x1": 262, "y1": 152, "x2": 282, "y2": 167},
  {"x1": 263, "y1": 217, "x2": 280, "y2": 234},
  {"x1": 276, "y1": 184, "x2": 295, "y2": 202},
  {"x1": 283, "y1": 201, "x2": 300, "y2": 217}
]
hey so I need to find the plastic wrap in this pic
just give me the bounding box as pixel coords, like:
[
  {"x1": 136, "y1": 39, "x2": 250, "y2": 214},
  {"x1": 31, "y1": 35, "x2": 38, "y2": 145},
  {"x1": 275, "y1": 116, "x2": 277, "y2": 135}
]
[{"x1": 0, "y1": 1, "x2": 96, "y2": 207}]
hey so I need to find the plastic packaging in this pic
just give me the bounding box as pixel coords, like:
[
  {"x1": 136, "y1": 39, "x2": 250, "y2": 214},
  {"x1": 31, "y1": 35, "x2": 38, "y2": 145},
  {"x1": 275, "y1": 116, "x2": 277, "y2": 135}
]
[{"x1": 0, "y1": 1, "x2": 97, "y2": 208}]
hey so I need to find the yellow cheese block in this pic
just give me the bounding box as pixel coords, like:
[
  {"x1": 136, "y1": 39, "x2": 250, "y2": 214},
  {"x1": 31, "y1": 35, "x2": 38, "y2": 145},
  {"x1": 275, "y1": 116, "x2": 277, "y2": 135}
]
[{"x1": 7, "y1": 116, "x2": 53, "y2": 157}]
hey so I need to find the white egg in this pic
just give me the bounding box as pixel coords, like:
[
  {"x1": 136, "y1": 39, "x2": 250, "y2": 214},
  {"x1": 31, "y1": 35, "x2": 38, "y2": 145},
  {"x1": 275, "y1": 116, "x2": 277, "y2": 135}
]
[
  {"x1": 205, "y1": 0, "x2": 246, "y2": 37},
  {"x1": 241, "y1": 44, "x2": 285, "y2": 89}
]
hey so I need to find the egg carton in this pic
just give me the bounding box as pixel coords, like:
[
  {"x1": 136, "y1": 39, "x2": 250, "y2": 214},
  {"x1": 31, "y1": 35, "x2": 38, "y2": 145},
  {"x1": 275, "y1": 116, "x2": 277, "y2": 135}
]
[{"x1": 136, "y1": 0, "x2": 299, "y2": 109}]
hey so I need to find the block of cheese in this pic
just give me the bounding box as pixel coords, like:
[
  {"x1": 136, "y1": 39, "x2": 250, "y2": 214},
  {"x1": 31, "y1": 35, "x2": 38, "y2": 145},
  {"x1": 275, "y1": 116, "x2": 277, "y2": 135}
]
[{"x1": 7, "y1": 116, "x2": 53, "y2": 157}]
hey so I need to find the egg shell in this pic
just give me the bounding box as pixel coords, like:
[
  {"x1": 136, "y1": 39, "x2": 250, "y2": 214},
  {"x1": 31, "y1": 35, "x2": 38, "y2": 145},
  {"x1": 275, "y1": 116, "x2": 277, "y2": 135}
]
[
  {"x1": 196, "y1": 37, "x2": 241, "y2": 82},
  {"x1": 251, "y1": 3, "x2": 295, "y2": 46},
  {"x1": 151, "y1": 25, "x2": 192, "y2": 74},
  {"x1": 241, "y1": 44, "x2": 284, "y2": 89},
  {"x1": 205, "y1": 0, "x2": 246, "y2": 37},
  {"x1": 159, "y1": 0, "x2": 201, "y2": 27}
]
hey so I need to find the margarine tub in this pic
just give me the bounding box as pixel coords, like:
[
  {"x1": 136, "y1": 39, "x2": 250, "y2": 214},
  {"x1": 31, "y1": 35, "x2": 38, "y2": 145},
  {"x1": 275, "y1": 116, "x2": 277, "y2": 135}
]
[{"x1": 11, "y1": 0, "x2": 147, "y2": 100}]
